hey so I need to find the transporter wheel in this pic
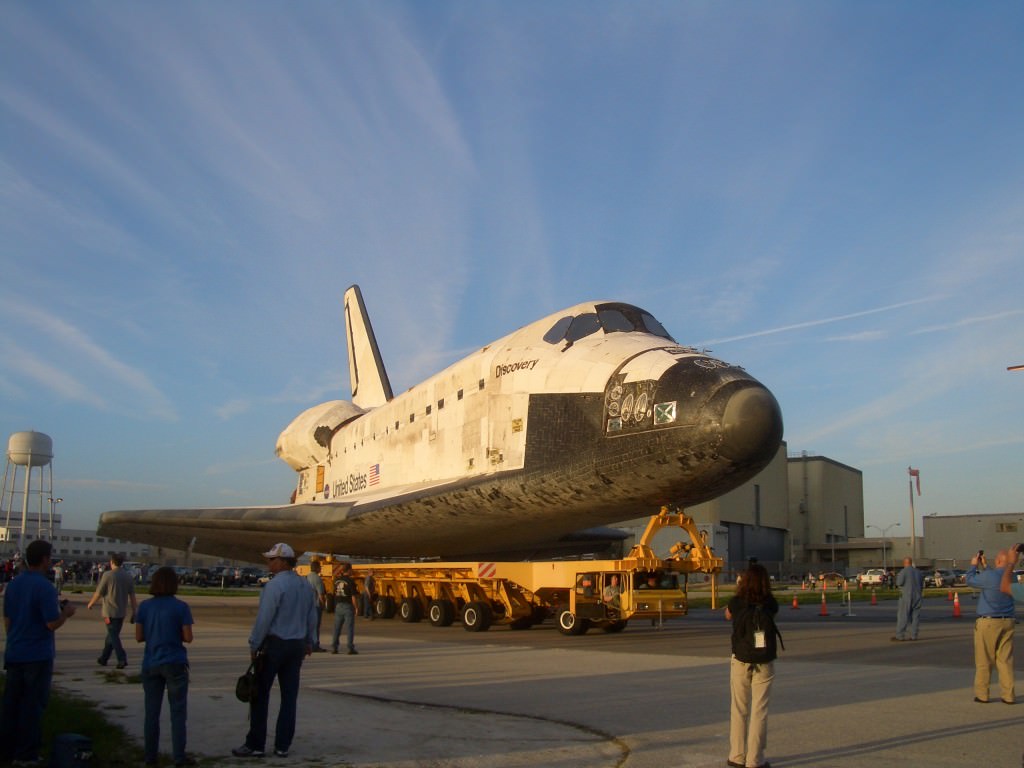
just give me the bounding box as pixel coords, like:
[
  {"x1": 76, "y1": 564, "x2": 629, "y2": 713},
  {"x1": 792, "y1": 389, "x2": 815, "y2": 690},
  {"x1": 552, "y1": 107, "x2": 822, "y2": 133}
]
[
  {"x1": 462, "y1": 601, "x2": 493, "y2": 632},
  {"x1": 602, "y1": 620, "x2": 629, "y2": 633},
  {"x1": 374, "y1": 596, "x2": 396, "y2": 619},
  {"x1": 399, "y1": 598, "x2": 422, "y2": 623},
  {"x1": 428, "y1": 599, "x2": 456, "y2": 627},
  {"x1": 557, "y1": 609, "x2": 589, "y2": 636}
]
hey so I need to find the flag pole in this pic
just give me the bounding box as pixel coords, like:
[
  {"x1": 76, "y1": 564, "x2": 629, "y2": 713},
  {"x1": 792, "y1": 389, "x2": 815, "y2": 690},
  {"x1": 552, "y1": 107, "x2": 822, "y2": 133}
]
[{"x1": 908, "y1": 469, "x2": 916, "y2": 562}]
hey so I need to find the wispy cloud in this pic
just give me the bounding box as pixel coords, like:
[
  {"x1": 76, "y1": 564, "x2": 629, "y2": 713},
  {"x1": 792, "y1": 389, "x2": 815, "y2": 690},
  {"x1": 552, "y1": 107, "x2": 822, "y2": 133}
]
[
  {"x1": 0, "y1": 299, "x2": 176, "y2": 420},
  {"x1": 0, "y1": 336, "x2": 106, "y2": 409},
  {"x1": 825, "y1": 330, "x2": 888, "y2": 343},
  {"x1": 910, "y1": 309, "x2": 1024, "y2": 336},
  {"x1": 696, "y1": 296, "x2": 943, "y2": 347},
  {"x1": 215, "y1": 375, "x2": 345, "y2": 420}
]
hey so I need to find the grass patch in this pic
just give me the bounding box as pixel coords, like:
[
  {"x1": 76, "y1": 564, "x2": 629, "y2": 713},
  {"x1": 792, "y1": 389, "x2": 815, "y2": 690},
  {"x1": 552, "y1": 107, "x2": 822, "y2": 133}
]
[{"x1": 1, "y1": 675, "x2": 145, "y2": 767}]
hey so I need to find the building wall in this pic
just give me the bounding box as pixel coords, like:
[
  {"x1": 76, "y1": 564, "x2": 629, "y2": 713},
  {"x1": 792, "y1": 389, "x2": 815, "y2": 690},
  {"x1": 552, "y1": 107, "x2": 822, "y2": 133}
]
[
  {"x1": 924, "y1": 513, "x2": 1024, "y2": 567},
  {"x1": 787, "y1": 453, "x2": 864, "y2": 564}
]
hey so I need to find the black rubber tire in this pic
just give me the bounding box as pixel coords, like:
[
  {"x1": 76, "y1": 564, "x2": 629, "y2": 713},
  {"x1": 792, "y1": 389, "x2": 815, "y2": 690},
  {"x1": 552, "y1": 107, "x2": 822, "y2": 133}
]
[
  {"x1": 556, "y1": 608, "x2": 589, "y2": 636},
  {"x1": 374, "y1": 595, "x2": 396, "y2": 619},
  {"x1": 428, "y1": 599, "x2": 455, "y2": 627},
  {"x1": 399, "y1": 598, "x2": 422, "y2": 623},
  {"x1": 462, "y1": 601, "x2": 493, "y2": 632}
]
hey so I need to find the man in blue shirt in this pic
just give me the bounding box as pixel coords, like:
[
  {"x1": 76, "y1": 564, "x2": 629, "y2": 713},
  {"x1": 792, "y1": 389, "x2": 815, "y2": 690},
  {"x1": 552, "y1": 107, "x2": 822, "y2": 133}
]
[
  {"x1": 892, "y1": 557, "x2": 924, "y2": 641},
  {"x1": 233, "y1": 543, "x2": 317, "y2": 759},
  {"x1": 0, "y1": 540, "x2": 76, "y2": 763},
  {"x1": 966, "y1": 550, "x2": 1016, "y2": 704},
  {"x1": 1000, "y1": 546, "x2": 1024, "y2": 602}
]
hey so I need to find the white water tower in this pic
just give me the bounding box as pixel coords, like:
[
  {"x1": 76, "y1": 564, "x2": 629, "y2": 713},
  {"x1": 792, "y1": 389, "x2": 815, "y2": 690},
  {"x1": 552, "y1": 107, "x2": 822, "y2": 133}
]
[{"x1": 1, "y1": 431, "x2": 55, "y2": 554}]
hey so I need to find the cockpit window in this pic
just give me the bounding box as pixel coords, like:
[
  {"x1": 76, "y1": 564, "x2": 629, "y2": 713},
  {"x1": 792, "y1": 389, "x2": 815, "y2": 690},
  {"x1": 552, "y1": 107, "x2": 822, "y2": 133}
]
[
  {"x1": 544, "y1": 303, "x2": 676, "y2": 345},
  {"x1": 596, "y1": 303, "x2": 676, "y2": 342},
  {"x1": 565, "y1": 313, "x2": 602, "y2": 343},
  {"x1": 598, "y1": 309, "x2": 633, "y2": 333},
  {"x1": 641, "y1": 312, "x2": 672, "y2": 340},
  {"x1": 543, "y1": 316, "x2": 573, "y2": 344}
]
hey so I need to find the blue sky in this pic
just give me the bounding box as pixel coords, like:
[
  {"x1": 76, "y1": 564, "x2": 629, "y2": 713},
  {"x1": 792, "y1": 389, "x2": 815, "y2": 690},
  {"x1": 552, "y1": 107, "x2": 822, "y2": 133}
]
[{"x1": 1, "y1": 2, "x2": 1022, "y2": 535}]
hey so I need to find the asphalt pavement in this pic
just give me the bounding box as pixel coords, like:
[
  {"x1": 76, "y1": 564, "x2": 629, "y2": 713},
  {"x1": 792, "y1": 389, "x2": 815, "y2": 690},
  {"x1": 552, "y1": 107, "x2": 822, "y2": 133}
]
[{"x1": 50, "y1": 589, "x2": 1023, "y2": 768}]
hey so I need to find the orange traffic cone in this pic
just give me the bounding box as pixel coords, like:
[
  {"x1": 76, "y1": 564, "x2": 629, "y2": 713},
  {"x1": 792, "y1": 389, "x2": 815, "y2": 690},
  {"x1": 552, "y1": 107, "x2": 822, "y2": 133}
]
[
  {"x1": 819, "y1": 591, "x2": 829, "y2": 616},
  {"x1": 791, "y1": 594, "x2": 800, "y2": 610},
  {"x1": 947, "y1": 590, "x2": 954, "y2": 602},
  {"x1": 953, "y1": 591, "x2": 962, "y2": 618},
  {"x1": 870, "y1": 589, "x2": 877, "y2": 605}
]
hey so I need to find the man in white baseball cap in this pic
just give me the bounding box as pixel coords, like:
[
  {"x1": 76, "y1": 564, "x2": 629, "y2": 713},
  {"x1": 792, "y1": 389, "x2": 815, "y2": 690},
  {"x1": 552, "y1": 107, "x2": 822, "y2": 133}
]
[{"x1": 232, "y1": 543, "x2": 316, "y2": 759}]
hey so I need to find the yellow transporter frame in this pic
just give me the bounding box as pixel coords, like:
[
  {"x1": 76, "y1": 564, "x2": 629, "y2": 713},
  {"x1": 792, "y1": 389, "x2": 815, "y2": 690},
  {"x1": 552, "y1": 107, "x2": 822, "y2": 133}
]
[{"x1": 306, "y1": 507, "x2": 723, "y2": 636}]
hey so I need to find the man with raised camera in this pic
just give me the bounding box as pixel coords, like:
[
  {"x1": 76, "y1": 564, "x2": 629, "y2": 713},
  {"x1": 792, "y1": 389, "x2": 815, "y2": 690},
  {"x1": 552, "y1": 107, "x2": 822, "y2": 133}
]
[{"x1": 966, "y1": 549, "x2": 1015, "y2": 704}]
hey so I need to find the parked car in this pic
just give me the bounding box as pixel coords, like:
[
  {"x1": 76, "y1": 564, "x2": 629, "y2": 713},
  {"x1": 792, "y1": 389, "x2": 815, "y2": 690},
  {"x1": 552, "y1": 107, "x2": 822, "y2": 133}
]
[
  {"x1": 187, "y1": 567, "x2": 213, "y2": 586},
  {"x1": 238, "y1": 567, "x2": 265, "y2": 586},
  {"x1": 925, "y1": 568, "x2": 957, "y2": 588},
  {"x1": 208, "y1": 566, "x2": 236, "y2": 586},
  {"x1": 857, "y1": 569, "x2": 887, "y2": 589}
]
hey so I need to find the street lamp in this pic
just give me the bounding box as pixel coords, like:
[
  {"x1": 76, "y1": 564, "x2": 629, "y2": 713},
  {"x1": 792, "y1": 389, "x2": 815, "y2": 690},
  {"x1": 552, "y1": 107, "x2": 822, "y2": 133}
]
[
  {"x1": 828, "y1": 528, "x2": 835, "y2": 569},
  {"x1": 47, "y1": 497, "x2": 62, "y2": 541},
  {"x1": 867, "y1": 522, "x2": 900, "y2": 572}
]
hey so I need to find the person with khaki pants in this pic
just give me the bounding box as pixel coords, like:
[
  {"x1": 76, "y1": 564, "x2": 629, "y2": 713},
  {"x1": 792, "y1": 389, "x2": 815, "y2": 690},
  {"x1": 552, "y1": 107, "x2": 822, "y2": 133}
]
[{"x1": 966, "y1": 550, "x2": 1015, "y2": 704}]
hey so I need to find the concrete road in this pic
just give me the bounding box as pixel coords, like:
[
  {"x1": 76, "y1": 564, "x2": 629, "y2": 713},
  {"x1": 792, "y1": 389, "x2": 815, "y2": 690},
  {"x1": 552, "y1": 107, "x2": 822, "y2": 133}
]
[{"x1": 51, "y1": 590, "x2": 1022, "y2": 767}]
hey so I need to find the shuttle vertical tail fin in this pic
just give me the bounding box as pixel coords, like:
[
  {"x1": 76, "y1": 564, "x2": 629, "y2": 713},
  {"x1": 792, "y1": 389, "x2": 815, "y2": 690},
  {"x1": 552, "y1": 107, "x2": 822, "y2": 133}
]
[{"x1": 343, "y1": 285, "x2": 394, "y2": 408}]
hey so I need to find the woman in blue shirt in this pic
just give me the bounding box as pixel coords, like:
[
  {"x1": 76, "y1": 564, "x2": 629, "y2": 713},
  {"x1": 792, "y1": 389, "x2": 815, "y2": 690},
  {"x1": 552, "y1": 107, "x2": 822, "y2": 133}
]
[{"x1": 135, "y1": 566, "x2": 194, "y2": 767}]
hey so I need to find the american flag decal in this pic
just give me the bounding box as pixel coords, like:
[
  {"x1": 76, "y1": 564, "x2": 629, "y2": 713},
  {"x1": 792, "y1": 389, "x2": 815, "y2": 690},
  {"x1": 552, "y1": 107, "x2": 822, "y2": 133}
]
[
  {"x1": 369, "y1": 463, "x2": 380, "y2": 486},
  {"x1": 477, "y1": 562, "x2": 496, "y2": 579}
]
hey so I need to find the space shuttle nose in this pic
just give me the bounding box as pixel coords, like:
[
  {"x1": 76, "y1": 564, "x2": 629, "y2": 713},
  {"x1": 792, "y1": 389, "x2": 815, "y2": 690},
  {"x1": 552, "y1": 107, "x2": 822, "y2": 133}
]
[{"x1": 718, "y1": 384, "x2": 784, "y2": 463}]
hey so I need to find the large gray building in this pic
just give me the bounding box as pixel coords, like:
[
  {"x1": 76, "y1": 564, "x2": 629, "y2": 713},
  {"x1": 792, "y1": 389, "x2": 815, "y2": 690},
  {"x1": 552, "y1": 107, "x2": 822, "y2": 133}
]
[{"x1": 923, "y1": 513, "x2": 1024, "y2": 566}]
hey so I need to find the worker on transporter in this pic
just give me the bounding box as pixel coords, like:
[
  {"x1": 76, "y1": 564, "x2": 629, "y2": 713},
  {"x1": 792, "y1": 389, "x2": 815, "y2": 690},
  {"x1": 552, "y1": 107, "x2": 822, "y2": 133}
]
[{"x1": 602, "y1": 574, "x2": 623, "y2": 609}]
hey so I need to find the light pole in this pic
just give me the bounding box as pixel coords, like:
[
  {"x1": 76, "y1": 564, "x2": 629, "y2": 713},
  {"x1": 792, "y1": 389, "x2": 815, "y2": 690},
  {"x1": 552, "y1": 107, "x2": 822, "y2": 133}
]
[
  {"x1": 867, "y1": 522, "x2": 900, "y2": 571},
  {"x1": 47, "y1": 497, "x2": 62, "y2": 541},
  {"x1": 828, "y1": 528, "x2": 835, "y2": 569}
]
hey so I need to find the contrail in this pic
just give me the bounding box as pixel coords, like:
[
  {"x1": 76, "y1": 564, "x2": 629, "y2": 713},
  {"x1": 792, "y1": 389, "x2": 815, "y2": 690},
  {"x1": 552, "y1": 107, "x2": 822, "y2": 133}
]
[{"x1": 696, "y1": 296, "x2": 942, "y2": 346}]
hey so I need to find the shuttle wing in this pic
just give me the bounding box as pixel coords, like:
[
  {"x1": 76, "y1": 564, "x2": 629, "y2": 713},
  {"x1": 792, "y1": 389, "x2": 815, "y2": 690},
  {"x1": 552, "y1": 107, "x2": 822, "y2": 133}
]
[{"x1": 100, "y1": 472, "x2": 627, "y2": 563}]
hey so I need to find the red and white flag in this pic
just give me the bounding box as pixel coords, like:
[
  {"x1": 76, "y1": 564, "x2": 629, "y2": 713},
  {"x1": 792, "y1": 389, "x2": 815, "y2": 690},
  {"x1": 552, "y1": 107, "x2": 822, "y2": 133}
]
[{"x1": 908, "y1": 467, "x2": 921, "y2": 496}]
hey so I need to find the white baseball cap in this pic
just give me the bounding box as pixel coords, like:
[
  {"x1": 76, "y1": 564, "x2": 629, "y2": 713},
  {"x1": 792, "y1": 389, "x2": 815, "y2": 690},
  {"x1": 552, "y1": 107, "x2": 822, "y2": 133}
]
[{"x1": 263, "y1": 542, "x2": 295, "y2": 559}]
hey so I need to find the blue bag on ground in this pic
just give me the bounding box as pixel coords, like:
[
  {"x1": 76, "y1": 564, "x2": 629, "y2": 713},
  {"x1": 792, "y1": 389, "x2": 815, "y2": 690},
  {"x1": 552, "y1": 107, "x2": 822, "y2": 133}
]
[{"x1": 50, "y1": 733, "x2": 92, "y2": 768}]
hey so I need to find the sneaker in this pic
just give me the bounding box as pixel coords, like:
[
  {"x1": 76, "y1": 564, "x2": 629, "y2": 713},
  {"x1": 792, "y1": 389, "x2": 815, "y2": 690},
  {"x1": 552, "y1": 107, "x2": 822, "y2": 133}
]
[
  {"x1": 231, "y1": 745, "x2": 265, "y2": 758},
  {"x1": 96, "y1": 657, "x2": 108, "y2": 666},
  {"x1": 347, "y1": 648, "x2": 358, "y2": 655},
  {"x1": 273, "y1": 749, "x2": 289, "y2": 758},
  {"x1": 175, "y1": 758, "x2": 198, "y2": 767},
  {"x1": 116, "y1": 661, "x2": 128, "y2": 669},
  {"x1": 330, "y1": 648, "x2": 338, "y2": 654}
]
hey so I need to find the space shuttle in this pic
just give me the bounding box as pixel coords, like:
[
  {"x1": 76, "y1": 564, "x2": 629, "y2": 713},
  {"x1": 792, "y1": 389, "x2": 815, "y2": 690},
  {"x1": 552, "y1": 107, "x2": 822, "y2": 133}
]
[{"x1": 98, "y1": 286, "x2": 783, "y2": 562}]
